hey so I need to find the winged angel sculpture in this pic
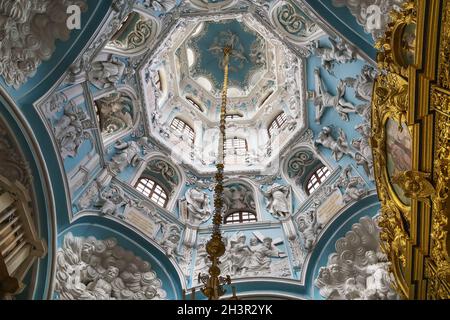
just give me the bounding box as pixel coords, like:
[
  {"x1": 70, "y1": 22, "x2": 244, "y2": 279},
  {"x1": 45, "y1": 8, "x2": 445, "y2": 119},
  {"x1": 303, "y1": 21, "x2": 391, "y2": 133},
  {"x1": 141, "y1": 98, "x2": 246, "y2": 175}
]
[{"x1": 314, "y1": 216, "x2": 398, "y2": 300}]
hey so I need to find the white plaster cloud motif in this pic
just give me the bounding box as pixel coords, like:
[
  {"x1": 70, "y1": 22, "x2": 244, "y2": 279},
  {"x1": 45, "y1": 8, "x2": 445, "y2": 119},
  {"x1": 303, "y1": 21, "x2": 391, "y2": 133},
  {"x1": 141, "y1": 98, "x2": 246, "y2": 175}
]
[
  {"x1": 0, "y1": 0, "x2": 87, "y2": 89},
  {"x1": 315, "y1": 216, "x2": 399, "y2": 300},
  {"x1": 55, "y1": 233, "x2": 167, "y2": 300},
  {"x1": 331, "y1": 0, "x2": 405, "y2": 40}
]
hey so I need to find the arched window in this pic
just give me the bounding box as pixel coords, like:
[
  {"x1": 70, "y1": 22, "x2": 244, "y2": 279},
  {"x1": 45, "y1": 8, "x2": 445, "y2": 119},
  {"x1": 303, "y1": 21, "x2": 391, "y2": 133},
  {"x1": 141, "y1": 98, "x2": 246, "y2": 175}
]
[
  {"x1": 170, "y1": 118, "x2": 195, "y2": 144},
  {"x1": 224, "y1": 137, "x2": 248, "y2": 164},
  {"x1": 268, "y1": 112, "x2": 287, "y2": 137},
  {"x1": 259, "y1": 90, "x2": 273, "y2": 108},
  {"x1": 306, "y1": 166, "x2": 331, "y2": 195},
  {"x1": 135, "y1": 178, "x2": 168, "y2": 208},
  {"x1": 186, "y1": 96, "x2": 203, "y2": 112},
  {"x1": 225, "y1": 114, "x2": 240, "y2": 120},
  {"x1": 155, "y1": 70, "x2": 163, "y2": 91},
  {"x1": 224, "y1": 211, "x2": 257, "y2": 224}
]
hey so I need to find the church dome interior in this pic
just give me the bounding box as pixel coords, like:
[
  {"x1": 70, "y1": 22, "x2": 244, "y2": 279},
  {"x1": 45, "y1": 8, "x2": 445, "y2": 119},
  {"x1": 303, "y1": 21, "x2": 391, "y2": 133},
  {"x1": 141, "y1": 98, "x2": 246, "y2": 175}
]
[{"x1": 0, "y1": 0, "x2": 448, "y2": 302}]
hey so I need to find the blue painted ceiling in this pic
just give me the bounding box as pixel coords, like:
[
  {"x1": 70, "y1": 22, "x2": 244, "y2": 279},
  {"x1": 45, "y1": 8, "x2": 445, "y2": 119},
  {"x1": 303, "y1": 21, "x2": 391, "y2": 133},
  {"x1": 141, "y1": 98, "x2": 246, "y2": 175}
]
[{"x1": 188, "y1": 20, "x2": 266, "y2": 92}]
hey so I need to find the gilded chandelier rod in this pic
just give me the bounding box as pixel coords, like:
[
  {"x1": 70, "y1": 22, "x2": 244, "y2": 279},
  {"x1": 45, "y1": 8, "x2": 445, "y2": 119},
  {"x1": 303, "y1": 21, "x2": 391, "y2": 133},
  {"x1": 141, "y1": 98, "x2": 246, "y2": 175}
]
[{"x1": 197, "y1": 46, "x2": 233, "y2": 300}]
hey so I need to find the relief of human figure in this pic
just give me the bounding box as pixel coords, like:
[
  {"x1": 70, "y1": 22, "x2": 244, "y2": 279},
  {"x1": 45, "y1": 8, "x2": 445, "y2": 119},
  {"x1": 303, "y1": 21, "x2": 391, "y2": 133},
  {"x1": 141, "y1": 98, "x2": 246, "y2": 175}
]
[
  {"x1": 53, "y1": 102, "x2": 93, "y2": 159},
  {"x1": 229, "y1": 233, "x2": 253, "y2": 275},
  {"x1": 297, "y1": 209, "x2": 323, "y2": 252},
  {"x1": 89, "y1": 57, "x2": 126, "y2": 89},
  {"x1": 312, "y1": 68, "x2": 357, "y2": 123},
  {"x1": 248, "y1": 237, "x2": 284, "y2": 274},
  {"x1": 184, "y1": 188, "x2": 211, "y2": 225},
  {"x1": 78, "y1": 266, "x2": 121, "y2": 300},
  {"x1": 315, "y1": 126, "x2": 351, "y2": 161},
  {"x1": 343, "y1": 65, "x2": 377, "y2": 102},
  {"x1": 352, "y1": 251, "x2": 398, "y2": 300},
  {"x1": 262, "y1": 184, "x2": 291, "y2": 218},
  {"x1": 95, "y1": 185, "x2": 127, "y2": 217},
  {"x1": 109, "y1": 140, "x2": 142, "y2": 174},
  {"x1": 308, "y1": 37, "x2": 356, "y2": 74}
]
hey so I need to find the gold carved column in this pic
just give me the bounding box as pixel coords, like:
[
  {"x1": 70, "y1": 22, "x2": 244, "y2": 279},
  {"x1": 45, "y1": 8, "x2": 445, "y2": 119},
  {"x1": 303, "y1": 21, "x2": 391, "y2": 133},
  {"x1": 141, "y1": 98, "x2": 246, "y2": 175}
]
[{"x1": 372, "y1": 0, "x2": 450, "y2": 299}]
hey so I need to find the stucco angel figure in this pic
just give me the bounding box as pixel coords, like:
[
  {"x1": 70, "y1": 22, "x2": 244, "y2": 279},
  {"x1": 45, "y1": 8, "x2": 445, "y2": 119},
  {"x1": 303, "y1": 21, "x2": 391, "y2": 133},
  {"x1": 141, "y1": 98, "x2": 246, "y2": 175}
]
[
  {"x1": 353, "y1": 251, "x2": 398, "y2": 300},
  {"x1": 229, "y1": 233, "x2": 253, "y2": 275},
  {"x1": 263, "y1": 184, "x2": 291, "y2": 218},
  {"x1": 313, "y1": 68, "x2": 357, "y2": 122},
  {"x1": 54, "y1": 102, "x2": 93, "y2": 159},
  {"x1": 184, "y1": 188, "x2": 211, "y2": 225},
  {"x1": 95, "y1": 185, "x2": 127, "y2": 217},
  {"x1": 109, "y1": 140, "x2": 142, "y2": 174},
  {"x1": 343, "y1": 65, "x2": 377, "y2": 102},
  {"x1": 314, "y1": 267, "x2": 344, "y2": 300},
  {"x1": 89, "y1": 57, "x2": 126, "y2": 89},
  {"x1": 297, "y1": 209, "x2": 323, "y2": 252},
  {"x1": 78, "y1": 266, "x2": 122, "y2": 300},
  {"x1": 159, "y1": 224, "x2": 184, "y2": 262},
  {"x1": 308, "y1": 37, "x2": 356, "y2": 74},
  {"x1": 315, "y1": 126, "x2": 351, "y2": 161},
  {"x1": 352, "y1": 123, "x2": 374, "y2": 180},
  {"x1": 334, "y1": 167, "x2": 368, "y2": 203}
]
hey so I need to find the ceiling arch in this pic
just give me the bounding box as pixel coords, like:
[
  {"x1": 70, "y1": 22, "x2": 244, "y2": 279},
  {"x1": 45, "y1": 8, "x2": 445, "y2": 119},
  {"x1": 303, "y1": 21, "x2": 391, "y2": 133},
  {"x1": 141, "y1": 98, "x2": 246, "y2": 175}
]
[{"x1": 0, "y1": 0, "x2": 393, "y2": 300}]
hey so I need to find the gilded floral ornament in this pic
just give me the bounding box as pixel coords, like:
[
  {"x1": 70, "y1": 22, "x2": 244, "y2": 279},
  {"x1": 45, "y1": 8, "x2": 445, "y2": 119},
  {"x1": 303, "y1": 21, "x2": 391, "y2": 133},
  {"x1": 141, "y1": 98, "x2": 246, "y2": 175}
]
[
  {"x1": 372, "y1": 72, "x2": 408, "y2": 125},
  {"x1": 375, "y1": 1, "x2": 416, "y2": 77},
  {"x1": 391, "y1": 171, "x2": 436, "y2": 203}
]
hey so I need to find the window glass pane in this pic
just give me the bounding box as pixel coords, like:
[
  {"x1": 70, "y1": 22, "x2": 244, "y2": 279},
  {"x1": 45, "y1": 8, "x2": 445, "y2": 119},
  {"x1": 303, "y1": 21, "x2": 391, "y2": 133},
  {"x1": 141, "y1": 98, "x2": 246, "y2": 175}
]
[
  {"x1": 135, "y1": 178, "x2": 168, "y2": 208},
  {"x1": 224, "y1": 138, "x2": 247, "y2": 164},
  {"x1": 268, "y1": 112, "x2": 287, "y2": 137},
  {"x1": 170, "y1": 118, "x2": 195, "y2": 144},
  {"x1": 224, "y1": 211, "x2": 257, "y2": 224},
  {"x1": 306, "y1": 166, "x2": 330, "y2": 195}
]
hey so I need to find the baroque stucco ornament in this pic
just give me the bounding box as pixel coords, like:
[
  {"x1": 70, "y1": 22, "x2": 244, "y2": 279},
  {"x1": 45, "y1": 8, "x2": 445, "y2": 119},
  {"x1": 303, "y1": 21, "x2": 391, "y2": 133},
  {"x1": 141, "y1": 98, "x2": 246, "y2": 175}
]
[
  {"x1": 312, "y1": 68, "x2": 357, "y2": 123},
  {"x1": 181, "y1": 187, "x2": 212, "y2": 225},
  {"x1": 315, "y1": 216, "x2": 399, "y2": 300},
  {"x1": 262, "y1": 183, "x2": 292, "y2": 218},
  {"x1": 53, "y1": 102, "x2": 95, "y2": 159},
  {"x1": 55, "y1": 233, "x2": 167, "y2": 300},
  {"x1": 332, "y1": 0, "x2": 405, "y2": 41},
  {"x1": 0, "y1": 0, "x2": 87, "y2": 88},
  {"x1": 315, "y1": 126, "x2": 351, "y2": 161},
  {"x1": 195, "y1": 231, "x2": 290, "y2": 279}
]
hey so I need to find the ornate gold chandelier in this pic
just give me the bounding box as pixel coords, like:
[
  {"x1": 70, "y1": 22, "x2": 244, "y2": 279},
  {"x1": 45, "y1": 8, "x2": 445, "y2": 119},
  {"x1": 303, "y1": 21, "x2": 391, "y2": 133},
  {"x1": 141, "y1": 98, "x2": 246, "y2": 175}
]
[
  {"x1": 197, "y1": 46, "x2": 234, "y2": 300},
  {"x1": 181, "y1": 46, "x2": 241, "y2": 300}
]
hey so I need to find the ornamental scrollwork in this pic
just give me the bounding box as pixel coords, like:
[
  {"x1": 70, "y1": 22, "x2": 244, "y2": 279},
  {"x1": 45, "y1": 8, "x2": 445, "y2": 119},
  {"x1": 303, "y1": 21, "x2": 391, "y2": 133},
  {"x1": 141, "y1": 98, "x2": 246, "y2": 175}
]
[
  {"x1": 276, "y1": 2, "x2": 317, "y2": 37},
  {"x1": 0, "y1": 0, "x2": 87, "y2": 89},
  {"x1": 391, "y1": 171, "x2": 435, "y2": 203},
  {"x1": 375, "y1": 1, "x2": 416, "y2": 77}
]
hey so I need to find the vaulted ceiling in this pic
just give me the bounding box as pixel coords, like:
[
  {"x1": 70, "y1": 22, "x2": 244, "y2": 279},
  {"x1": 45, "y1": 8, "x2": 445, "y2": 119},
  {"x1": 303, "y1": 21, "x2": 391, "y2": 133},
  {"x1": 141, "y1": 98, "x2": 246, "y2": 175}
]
[{"x1": 0, "y1": 0, "x2": 402, "y2": 300}]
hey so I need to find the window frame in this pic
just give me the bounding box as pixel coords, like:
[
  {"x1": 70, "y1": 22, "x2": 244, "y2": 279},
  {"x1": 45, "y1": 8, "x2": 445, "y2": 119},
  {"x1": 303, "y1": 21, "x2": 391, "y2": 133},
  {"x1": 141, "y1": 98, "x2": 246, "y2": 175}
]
[
  {"x1": 170, "y1": 117, "x2": 195, "y2": 145},
  {"x1": 224, "y1": 137, "x2": 248, "y2": 164},
  {"x1": 135, "y1": 177, "x2": 169, "y2": 208},
  {"x1": 305, "y1": 165, "x2": 331, "y2": 195},
  {"x1": 155, "y1": 70, "x2": 163, "y2": 91},
  {"x1": 268, "y1": 112, "x2": 288, "y2": 138},
  {"x1": 185, "y1": 96, "x2": 204, "y2": 112},
  {"x1": 224, "y1": 211, "x2": 257, "y2": 225}
]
